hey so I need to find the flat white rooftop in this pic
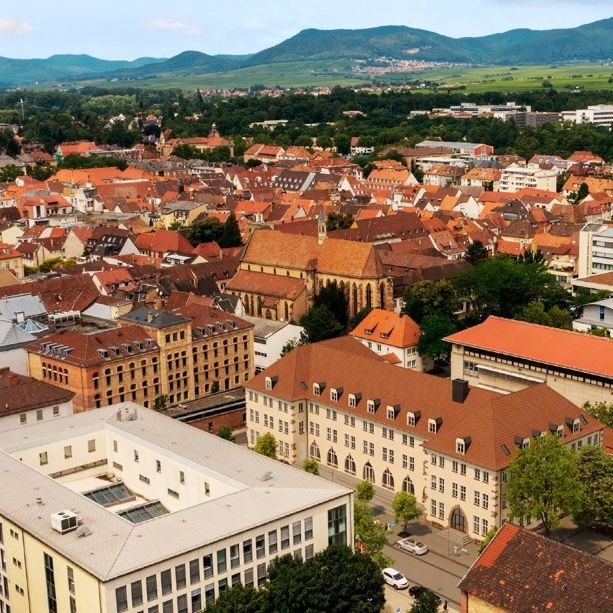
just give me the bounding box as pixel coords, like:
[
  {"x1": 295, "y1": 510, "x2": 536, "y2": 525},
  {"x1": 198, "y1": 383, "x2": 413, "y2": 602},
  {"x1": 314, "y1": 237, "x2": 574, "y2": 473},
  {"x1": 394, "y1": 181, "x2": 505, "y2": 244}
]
[{"x1": 0, "y1": 404, "x2": 349, "y2": 581}]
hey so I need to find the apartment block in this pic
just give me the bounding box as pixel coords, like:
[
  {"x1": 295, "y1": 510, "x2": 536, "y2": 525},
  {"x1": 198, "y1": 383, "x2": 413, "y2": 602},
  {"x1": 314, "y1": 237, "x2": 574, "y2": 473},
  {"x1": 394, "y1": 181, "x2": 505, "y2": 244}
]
[
  {"x1": 578, "y1": 223, "x2": 613, "y2": 277},
  {"x1": 26, "y1": 306, "x2": 254, "y2": 412},
  {"x1": 499, "y1": 164, "x2": 558, "y2": 193},
  {"x1": 561, "y1": 105, "x2": 613, "y2": 128},
  {"x1": 0, "y1": 404, "x2": 352, "y2": 613},
  {"x1": 245, "y1": 337, "x2": 603, "y2": 541}
]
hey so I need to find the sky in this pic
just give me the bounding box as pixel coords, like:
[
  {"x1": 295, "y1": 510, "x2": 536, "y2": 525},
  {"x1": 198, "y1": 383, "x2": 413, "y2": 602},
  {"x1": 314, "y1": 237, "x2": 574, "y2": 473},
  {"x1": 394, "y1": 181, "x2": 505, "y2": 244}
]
[{"x1": 1, "y1": 1, "x2": 611, "y2": 60}]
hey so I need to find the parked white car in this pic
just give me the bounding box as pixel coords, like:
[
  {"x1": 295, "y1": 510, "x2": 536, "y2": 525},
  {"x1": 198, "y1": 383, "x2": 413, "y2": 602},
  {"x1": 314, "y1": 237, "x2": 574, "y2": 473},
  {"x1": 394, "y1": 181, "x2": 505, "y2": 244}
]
[
  {"x1": 382, "y1": 567, "x2": 409, "y2": 590},
  {"x1": 397, "y1": 537, "x2": 429, "y2": 556}
]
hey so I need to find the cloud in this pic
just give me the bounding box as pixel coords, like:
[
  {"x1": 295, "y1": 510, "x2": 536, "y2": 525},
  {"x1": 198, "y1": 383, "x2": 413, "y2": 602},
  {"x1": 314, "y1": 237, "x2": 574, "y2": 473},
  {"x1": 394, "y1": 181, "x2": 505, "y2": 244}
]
[
  {"x1": 145, "y1": 18, "x2": 202, "y2": 36},
  {"x1": 0, "y1": 19, "x2": 32, "y2": 36}
]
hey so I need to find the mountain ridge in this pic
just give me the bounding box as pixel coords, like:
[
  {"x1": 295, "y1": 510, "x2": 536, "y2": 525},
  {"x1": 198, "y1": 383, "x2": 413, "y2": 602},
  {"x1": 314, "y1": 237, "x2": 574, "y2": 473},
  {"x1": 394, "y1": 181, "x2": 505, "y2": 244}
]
[{"x1": 1, "y1": 18, "x2": 612, "y2": 86}]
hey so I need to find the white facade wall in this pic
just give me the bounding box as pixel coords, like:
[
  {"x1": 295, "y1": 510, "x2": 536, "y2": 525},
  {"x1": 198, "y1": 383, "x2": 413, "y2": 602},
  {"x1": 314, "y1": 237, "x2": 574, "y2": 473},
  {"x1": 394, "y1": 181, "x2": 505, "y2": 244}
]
[
  {"x1": 0, "y1": 399, "x2": 73, "y2": 432},
  {"x1": 253, "y1": 324, "x2": 304, "y2": 372}
]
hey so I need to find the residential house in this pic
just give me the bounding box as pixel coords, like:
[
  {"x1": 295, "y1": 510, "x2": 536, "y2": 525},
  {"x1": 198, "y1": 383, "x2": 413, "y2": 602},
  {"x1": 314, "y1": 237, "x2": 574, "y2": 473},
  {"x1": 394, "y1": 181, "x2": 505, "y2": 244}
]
[
  {"x1": 349, "y1": 308, "x2": 423, "y2": 370},
  {"x1": 0, "y1": 243, "x2": 24, "y2": 279}
]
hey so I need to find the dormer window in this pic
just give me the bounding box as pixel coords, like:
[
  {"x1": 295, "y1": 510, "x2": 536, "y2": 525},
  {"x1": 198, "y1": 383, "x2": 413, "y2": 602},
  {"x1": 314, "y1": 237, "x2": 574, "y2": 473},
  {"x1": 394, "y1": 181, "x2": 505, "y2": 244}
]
[
  {"x1": 386, "y1": 404, "x2": 399, "y2": 420},
  {"x1": 456, "y1": 438, "x2": 467, "y2": 454},
  {"x1": 330, "y1": 387, "x2": 342, "y2": 402},
  {"x1": 428, "y1": 418, "x2": 441, "y2": 434},
  {"x1": 366, "y1": 399, "x2": 380, "y2": 414},
  {"x1": 407, "y1": 410, "x2": 421, "y2": 427},
  {"x1": 265, "y1": 375, "x2": 278, "y2": 391},
  {"x1": 522, "y1": 438, "x2": 530, "y2": 449},
  {"x1": 556, "y1": 425, "x2": 564, "y2": 438},
  {"x1": 572, "y1": 418, "x2": 580, "y2": 434},
  {"x1": 348, "y1": 393, "x2": 361, "y2": 408},
  {"x1": 313, "y1": 382, "x2": 324, "y2": 396}
]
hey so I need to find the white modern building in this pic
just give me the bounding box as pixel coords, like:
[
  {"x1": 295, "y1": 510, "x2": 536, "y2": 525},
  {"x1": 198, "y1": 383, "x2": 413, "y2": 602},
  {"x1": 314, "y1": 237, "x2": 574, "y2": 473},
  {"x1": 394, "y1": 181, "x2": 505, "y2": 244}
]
[
  {"x1": 243, "y1": 316, "x2": 304, "y2": 372},
  {"x1": 499, "y1": 164, "x2": 558, "y2": 193},
  {"x1": 561, "y1": 105, "x2": 613, "y2": 128},
  {"x1": 578, "y1": 223, "x2": 613, "y2": 277},
  {"x1": 573, "y1": 298, "x2": 613, "y2": 335},
  {"x1": 0, "y1": 404, "x2": 352, "y2": 613}
]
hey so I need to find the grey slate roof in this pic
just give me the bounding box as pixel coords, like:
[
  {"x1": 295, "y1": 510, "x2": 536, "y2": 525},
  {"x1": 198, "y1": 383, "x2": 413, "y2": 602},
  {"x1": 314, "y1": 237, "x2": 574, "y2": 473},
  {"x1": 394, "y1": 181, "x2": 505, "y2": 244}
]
[{"x1": 119, "y1": 307, "x2": 190, "y2": 329}]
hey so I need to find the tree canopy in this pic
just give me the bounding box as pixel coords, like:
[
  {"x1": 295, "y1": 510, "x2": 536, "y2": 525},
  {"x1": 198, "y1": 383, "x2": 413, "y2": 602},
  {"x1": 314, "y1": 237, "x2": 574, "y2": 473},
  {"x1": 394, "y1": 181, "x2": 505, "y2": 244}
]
[
  {"x1": 391, "y1": 491, "x2": 421, "y2": 533},
  {"x1": 299, "y1": 304, "x2": 344, "y2": 343},
  {"x1": 417, "y1": 313, "x2": 457, "y2": 363},
  {"x1": 507, "y1": 435, "x2": 583, "y2": 536},
  {"x1": 204, "y1": 546, "x2": 384, "y2": 613},
  {"x1": 575, "y1": 445, "x2": 613, "y2": 530},
  {"x1": 254, "y1": 433, "x2": 277, "y2": 458},
  {"x1": 219, "y1": 211, "x2": 242, "y2": 248}
]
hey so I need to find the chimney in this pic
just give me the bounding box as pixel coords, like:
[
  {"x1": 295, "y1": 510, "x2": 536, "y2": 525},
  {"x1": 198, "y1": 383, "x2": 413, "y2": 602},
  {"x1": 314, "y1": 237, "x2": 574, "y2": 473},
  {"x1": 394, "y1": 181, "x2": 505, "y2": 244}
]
[{"x1": 452, "y1": 378, "x2": 469, "y2": 404}]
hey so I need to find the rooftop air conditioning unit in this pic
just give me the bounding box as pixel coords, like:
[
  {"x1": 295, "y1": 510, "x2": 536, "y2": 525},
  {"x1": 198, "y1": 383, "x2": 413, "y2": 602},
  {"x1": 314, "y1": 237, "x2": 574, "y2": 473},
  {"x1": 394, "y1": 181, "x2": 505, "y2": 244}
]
[{"x1": 50, "y1": 510, "x2": 78, "y2": 535}]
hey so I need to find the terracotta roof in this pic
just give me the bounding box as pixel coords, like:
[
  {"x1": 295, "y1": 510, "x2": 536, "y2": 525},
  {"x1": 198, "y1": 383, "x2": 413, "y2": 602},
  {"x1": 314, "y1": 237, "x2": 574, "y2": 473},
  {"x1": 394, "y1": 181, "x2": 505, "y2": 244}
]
[
  {"x1": 135, "y1": 229, "x2": 193, "y2": 255},
  {"x1": 242, "y1": 229, "x2": 319, "y2": 270},
  {"x1": 423, "y1": 383, "x2": 601, "y2": 470},
  {"x1": 226, "y1": 270, "x2": 306, "y2": 300},
  {"x1": 445, "y1": 316, "x2": 613, "y2": 379},
  {"x1": 317, "y1": 239, "x2": 384, "y2": 278},
  {"x1": 26, "y1": 325, "x2": 157, "y2": 367},
  {"x1": 458, "y1": 523, "x2": 613, "y2": 613},
  {"x1": 0, "y1": 368, "x2": 74, "y2": 416},
  {"x1": 350, "y1": 308, "x2": 420, "y2": 348}
]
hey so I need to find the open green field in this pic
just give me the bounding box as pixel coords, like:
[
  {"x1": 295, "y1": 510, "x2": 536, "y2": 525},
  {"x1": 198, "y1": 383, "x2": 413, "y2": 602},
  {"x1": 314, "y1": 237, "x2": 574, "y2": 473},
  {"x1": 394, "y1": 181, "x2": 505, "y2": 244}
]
[
  {"x1": 49, "y1": 61, "x2": 613, "y2": 93},
  {"x1": 406, "y1": 63, "x2": 613, "y2": 93}
]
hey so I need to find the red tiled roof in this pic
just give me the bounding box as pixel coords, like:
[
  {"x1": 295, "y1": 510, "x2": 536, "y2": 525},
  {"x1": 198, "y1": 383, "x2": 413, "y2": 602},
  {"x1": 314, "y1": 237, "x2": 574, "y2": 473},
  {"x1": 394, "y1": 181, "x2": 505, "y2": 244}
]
[
  {"x1": 350, "y1": 308, "x2": 420, "y2": 348},
  {"x1": 226, "y1": 270, "x2": 306, "y2": 300},
  {"x1": 445, "y1": 315, "x2": 613, "y2": 379},
  {"x1": 459, "y1": 523, "x2": 613, "y2": 613}
]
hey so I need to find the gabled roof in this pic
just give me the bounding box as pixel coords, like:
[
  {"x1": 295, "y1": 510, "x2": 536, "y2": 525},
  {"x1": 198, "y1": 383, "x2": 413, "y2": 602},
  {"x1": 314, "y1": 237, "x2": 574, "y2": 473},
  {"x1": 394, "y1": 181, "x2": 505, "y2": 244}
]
[
  {"x1": 317, "y1": 239, "x2": 384, "y2": 278},
  {"x1": 0, "y1": 368, "x2": 74, "y2": 416},
  {"x1": 445, "y1": 315, "x2": 613, "y2": 379},
  {"x1": 458, "y1": 523, "x2": 613, "y2": 613},
  {"x1": 242, "y1": 229, "x2": 319, "y2": 270},
  {"x1": 226, "y1": 270, "x2": 306, "y2": 301},
  {"x1": 350, "y1": 308, "x2": 420, "y2": 348}
]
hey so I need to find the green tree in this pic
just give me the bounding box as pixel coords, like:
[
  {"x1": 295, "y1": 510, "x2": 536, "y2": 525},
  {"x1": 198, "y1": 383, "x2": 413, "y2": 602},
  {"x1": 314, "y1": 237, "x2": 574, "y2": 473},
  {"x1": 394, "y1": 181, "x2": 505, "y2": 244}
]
[
  {"x1": 507, "y1": 435, "x2": 583, "y2": 536},
  {"x1": 583, "y1": 401, "x2": 613, "y2": 427},
  {"x1": 575, "y1": 445, "x2": 613, "y2": 530},
  {"x1": 335, "y1": 133, "x2": 351, "y2": 155},
  {"x1": 299, "y1": 305, "x2": 344, "y2": 343},
  {"x1": 326, "y1": 211, "x2": 354, "y2": 231},
  {"x1": 280, "y1": 338, "x2": 302, "y2": 356},
  {"x1": 302, "y1": 458, "x2": 319, "y2": 475},
  {"x1": 183, "y1": 217, "x2": 224, "y2": 246},
  {"x1": 265, "y1": 546, "x2": 384, "y2": 613},
  {"x1": 314, "y1": 282, "x2": 349, "y2": 329},
  {"x1": 402, "y1": 280, "x2": 458, "y2": 323},
  {"x1": 254, "y1": 432, "x2": 277, "y2": 458},
  {"x1": 203, "y1": 583, "x2": 266, "y2": 612},
  {"x1": 356, "y1": 480, "x2": 374, "y2": 503},
  {"x1": 354, "y1": 502, "x2": 391, "y2": 569},
  {"x1": 517, "y1": 301, "x2": 572, "y2": 330},
  {"x1": 219, "y1": 212, "x2": 242, "y2": 248},
  {"x1": 478, "y1": 527, "x2": 498, "y2": 554},
  {"x1": 409, "y1": 590, "x2": 441, "y2": 613},
  {"x1": 417, "y1": 313, "x2": 457, "y2": 363},
  {"x1": 153, "y1": 395, "x2": 168, "y2": 411},
  {"x1": 465, "y1": 240, "x2": 489, "y2": 266},
  {"x1": 391, "y1": 491, "x2": 421, "y2": 533},
  {"x1": 568, "y1": 182, "x2": 589, "y2": 204},
  {"x1": 349, "y1": 307, "x2": 372, "y2": 330},
  {"x1": 455, "y1": 255, "x2": 566, "y2": 320},
  {"x1": 217, "y1": 425, "x2": 234, "y2": 441}
]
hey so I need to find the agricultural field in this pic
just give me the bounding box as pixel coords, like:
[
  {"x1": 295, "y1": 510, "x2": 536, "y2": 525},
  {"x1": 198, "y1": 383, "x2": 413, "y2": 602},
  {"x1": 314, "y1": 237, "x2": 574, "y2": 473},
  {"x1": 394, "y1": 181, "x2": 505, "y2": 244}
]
[{"x1": 41, "y1": 61, "x2": 613, "y2": 93}]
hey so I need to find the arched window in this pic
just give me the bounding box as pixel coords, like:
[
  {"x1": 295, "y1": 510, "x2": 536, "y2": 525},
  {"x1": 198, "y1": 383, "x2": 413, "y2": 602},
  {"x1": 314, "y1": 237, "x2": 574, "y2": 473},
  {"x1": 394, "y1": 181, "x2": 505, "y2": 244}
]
[
  {"x1": 363, "y1": 462, "x2": 375, "y2": 482},
  {"x1": 382, "y1": 469, "x2": 395, "y2": 490},
  {"x1": 327, "y1": 448, "x2": 338, "y2": 467},
  {"x1": 402, "y1": 476, "x2": 415, "y2": 495},
  {"x1": 310, "y1": 441, "x2": 321, "y2": 461},
  {"x1": 365, "y1": 284, "x2": 373, "y2": 309},
  {"x1": 344, "y1": 455, "x2": 356, "y2": 475}
]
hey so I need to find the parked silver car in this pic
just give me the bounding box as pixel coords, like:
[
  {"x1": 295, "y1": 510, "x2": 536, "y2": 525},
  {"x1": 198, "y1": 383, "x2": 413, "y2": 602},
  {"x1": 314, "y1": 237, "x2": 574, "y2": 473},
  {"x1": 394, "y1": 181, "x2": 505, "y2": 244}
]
[{"x1": 397, "y1": 537, "x2": 429, "y2": 555}]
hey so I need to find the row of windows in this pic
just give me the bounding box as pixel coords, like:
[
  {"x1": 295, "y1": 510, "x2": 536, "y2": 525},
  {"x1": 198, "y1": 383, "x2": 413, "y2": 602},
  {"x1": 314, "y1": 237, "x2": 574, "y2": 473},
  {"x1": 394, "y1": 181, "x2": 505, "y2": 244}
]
[
  {"x1": 114, "y1": 522, "x2": 314, "y2": 611},
  {"x1": 40, "y1": 439, "x2": 97, "y2": 465},
  {"x1": 19, "y1": 406, "x2": 61, "y2": 424}
]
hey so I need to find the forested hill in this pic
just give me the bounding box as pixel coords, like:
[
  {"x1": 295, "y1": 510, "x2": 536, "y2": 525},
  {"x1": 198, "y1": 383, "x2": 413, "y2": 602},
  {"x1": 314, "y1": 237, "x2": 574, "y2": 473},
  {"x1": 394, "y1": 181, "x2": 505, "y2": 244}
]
[{"x1": 1, "y1": 18, "x2": 612, "y2": 86}]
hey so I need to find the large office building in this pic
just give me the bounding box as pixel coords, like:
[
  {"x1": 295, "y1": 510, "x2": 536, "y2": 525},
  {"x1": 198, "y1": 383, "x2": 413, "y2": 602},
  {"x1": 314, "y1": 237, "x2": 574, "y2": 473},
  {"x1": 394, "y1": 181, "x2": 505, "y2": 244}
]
[
  {"x1": 245, "y1": 337, "x2": 603, "y2": 541},
  {"x1": 446, "y1": 316, "x2": 613, "y2": 406},
  {"x1": 26, "y1": 306, "x2": 254, "y2": 412},
  {"x1": 0, "y1": 404, "x2": 352, "y2": 613},
  {"x1": 560, "y1": 104, "x2": 613, "y2": 128}
]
